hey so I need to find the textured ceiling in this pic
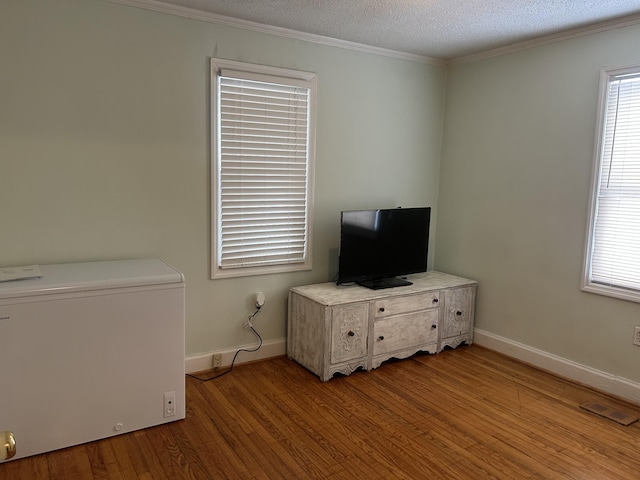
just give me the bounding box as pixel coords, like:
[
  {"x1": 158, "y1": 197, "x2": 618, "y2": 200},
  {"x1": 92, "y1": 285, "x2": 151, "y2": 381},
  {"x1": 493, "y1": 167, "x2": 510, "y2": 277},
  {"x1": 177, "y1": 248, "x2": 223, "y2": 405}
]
[{"x1": 147, "y1": 0, "x2": 640, "y2": 59}]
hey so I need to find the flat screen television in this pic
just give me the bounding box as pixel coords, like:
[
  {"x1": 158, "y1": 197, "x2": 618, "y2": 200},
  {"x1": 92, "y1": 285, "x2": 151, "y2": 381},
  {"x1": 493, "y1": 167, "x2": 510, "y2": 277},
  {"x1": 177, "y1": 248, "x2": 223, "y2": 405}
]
[{"x1": 337, "y1": 207, "x2": 431, "y2": 289}]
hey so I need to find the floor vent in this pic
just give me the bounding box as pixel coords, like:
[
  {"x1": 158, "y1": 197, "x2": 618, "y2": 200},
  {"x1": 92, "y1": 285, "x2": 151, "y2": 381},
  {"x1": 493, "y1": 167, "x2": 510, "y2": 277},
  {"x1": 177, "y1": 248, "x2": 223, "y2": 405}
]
[{"x1": 580, "y1": 402, "x2": 638, "y2": 426}]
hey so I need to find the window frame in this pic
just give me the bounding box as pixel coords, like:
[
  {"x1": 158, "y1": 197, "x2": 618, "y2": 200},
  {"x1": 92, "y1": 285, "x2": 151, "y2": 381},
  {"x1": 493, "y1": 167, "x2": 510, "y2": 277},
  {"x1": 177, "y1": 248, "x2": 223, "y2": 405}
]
[
  {"x1": 582, "y1": 64, "x2": 640, "y2": 302},
  {"x1": 210, "y1": 58, "x2": 316, "y2": 279}
]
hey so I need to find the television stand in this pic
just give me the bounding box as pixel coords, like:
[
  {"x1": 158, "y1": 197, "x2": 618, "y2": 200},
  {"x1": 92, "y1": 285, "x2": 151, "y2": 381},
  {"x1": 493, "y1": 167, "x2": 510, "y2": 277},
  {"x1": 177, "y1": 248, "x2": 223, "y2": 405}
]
[
  {"x1": 357, "y1": 276, "x2": 412, "y2": 290},
  {"x1": 288, "y1": 271, "x2": 477, "y2": 381}
]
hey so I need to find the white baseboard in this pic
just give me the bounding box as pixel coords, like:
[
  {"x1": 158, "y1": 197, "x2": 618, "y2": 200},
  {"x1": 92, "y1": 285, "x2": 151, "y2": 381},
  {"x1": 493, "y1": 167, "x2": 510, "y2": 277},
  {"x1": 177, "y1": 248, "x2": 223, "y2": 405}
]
[
  {"x1": 474, "y1": 329, "x2": 640, "y2": 405},
  {"x1": 185, "y1": 337, "x2": 286, "y2": 373},
  {"x1": 185, "y1": 331, "x2": 640, "y2": 405}
]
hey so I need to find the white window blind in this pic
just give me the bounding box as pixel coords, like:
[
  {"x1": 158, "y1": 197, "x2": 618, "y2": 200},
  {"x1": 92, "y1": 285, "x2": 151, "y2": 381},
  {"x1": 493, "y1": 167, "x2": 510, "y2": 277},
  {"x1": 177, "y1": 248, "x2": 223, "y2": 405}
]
[
  {"x1": 211, "y1": 60, "x2": 316, "y2": 278},
  {"x1": 586, "y1": 69, "x2": 640, "y2": 297}
]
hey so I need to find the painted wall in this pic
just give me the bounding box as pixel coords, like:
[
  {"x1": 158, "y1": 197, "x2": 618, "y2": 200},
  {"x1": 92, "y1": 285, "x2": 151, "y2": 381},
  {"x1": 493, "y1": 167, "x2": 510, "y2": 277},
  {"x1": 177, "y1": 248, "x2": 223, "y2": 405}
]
[
  {"x1": 437, "y1": 25, "x2": 640, "y2": 384},
  {"x1": 0, "y1": 0, "x2": 446, "y2": 357}
]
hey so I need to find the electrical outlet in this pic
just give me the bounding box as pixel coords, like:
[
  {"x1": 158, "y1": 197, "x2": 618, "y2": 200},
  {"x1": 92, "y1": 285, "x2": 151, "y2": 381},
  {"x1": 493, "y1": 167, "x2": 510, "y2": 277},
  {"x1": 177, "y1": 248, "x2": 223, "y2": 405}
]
[
  {"x1": 633, "y1": 326, "x2": 640, "y2": 347},
  {"x1": 255, "y1": 292, "x2": 266, "y2": 308},
  {"x1": 163, "y1": 391, "x2": 176, "y2": 418},
  {"x1": 212, "y1": 353, "x2": 222, "y2": 369}
]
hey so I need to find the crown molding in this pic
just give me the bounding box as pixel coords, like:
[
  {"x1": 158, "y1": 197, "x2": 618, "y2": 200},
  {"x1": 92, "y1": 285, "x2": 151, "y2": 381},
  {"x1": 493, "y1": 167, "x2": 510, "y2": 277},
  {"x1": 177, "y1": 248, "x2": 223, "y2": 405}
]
[
  {"x1": 104, "y1": 0, "x2": 445, "y2": 66},
  {"x1": 449, "y1": 12, "x2": 640, "y2": 66}
]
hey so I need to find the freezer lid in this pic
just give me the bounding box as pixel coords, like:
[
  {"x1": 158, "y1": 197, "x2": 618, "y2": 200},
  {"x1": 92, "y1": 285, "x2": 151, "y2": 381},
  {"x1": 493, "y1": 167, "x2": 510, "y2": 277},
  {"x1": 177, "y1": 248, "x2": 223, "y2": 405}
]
[{"x1": 0, "y1": 259, "x2": 184, "y2": 300}]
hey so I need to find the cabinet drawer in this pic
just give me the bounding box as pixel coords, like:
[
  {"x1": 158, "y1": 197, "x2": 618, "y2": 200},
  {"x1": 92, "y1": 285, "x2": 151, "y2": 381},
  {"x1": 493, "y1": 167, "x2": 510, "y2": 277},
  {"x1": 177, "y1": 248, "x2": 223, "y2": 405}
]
[
  {"x1": 373, "y1": 309, "x2": 439, "y2": 356},
  {"x1": 373, "y1": 292, "x2": 440, "y2": 318}
]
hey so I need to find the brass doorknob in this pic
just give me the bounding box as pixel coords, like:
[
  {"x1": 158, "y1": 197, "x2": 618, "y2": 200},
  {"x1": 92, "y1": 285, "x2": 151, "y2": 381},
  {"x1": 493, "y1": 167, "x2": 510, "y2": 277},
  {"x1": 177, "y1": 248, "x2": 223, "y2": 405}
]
[{"x1": 1, "y1": 431, "x2": 16, "y2": 461}]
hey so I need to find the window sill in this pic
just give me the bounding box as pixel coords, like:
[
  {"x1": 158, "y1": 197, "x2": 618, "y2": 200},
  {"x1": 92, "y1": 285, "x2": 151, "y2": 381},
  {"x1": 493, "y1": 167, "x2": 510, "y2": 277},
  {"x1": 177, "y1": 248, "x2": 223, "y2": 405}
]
[
  {"x1": 581, "y1": 281, "x2": 640, "y2": 304},
  {"x1": 211, "y1": 262, "x2": 312, "y2": 280}
]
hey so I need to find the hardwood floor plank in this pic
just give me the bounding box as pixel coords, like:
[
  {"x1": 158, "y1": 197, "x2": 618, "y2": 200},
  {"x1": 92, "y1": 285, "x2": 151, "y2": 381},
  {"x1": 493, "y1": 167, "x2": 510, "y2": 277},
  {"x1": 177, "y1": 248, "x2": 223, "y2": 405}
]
[
  {"x1": 232, "y1": 371, "x2": 351, "y2": 474},
  {"x1": 71, "y1": 446, "x2": 96, "y2": 480},
  {"x1": 96, "y1": 440, "x2": 126, "y2": 480},
  {"x1": 182, "y1": 384, "x2": 256, "y2": 478},
  {"x1": 2, "y1": 345, "x2": 639, "y2": 479},
  {"x1": 45, "y1": 448, "x2": 82, "y2": 479},
  {"x1": 129, "y1": 430, "x2": 170, "y2": 480},
  {"x1": 1, "y1": 459, "x2": 24, "y2": 480},
  {"x1": 83, "y1": 442, "x2": 109, "y2": 480}
]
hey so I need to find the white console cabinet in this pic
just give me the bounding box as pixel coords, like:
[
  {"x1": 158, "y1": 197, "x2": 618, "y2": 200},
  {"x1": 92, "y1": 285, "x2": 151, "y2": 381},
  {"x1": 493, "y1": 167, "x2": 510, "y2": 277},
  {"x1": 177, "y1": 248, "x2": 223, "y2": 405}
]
[{"x1": 287, "y1": 271, "x2": 477, "y2": 381}]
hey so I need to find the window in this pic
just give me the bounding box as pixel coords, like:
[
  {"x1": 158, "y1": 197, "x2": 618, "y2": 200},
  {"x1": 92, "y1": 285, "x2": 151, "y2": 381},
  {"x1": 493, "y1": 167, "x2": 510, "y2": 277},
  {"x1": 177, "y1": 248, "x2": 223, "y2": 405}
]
[
  {"x1": 583, "y1": 65, "x2": 640, "y2": 302},
  {"x1": 210, "y1": 59, "x2": 316, "y2": 279}
]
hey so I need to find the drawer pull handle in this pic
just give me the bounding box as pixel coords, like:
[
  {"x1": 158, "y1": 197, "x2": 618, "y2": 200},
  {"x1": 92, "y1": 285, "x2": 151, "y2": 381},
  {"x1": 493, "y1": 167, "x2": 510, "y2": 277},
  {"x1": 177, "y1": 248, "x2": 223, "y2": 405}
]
[
  {"x1": 378, "y1": 335, "x2": 385, "y2": 341},
  {"x1": 433, "y1": 298, "x2": 439, "y2": 303},
  {"x1": 347, "y1": 330, "x2": 355, "y2": 337},
  {"x1": 432, "y1": 324, "x2": 437, "y2": 329},
  {"x1": 456, "y1": 311, "x2": 463, "y2": 316},
  {"x1": 379, "y1": 307, "x2": 385, "y2": 313}
]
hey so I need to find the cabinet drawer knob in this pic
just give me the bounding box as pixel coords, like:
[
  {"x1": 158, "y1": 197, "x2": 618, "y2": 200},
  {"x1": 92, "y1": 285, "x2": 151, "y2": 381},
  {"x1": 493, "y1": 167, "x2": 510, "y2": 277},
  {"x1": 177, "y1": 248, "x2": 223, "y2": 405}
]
[
  {"x1": 433, "y1": 298, "x2": 439, "y2": 304},
  {"x1": 379, "y1": 307, "x2": 385, "y2": 313},
  {"x1": 347, "y1": 330, "x2": 355, "y2": 337},
  {"x1": 456, "y1": 311, "x2": 463, "y2": 316},
  {"x1": 431, "y1": 324, "x2": 437, "y2": 329},
  {"x1": 378, "y1": 335, "x2": 385, "y2": 341}
]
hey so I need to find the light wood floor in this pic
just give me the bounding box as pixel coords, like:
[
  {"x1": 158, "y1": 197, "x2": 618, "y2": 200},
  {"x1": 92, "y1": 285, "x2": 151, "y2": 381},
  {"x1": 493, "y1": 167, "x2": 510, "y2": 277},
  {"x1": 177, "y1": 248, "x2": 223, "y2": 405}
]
[{"x1": 2, "y1": 345, "x2": 639, "y2": 479}]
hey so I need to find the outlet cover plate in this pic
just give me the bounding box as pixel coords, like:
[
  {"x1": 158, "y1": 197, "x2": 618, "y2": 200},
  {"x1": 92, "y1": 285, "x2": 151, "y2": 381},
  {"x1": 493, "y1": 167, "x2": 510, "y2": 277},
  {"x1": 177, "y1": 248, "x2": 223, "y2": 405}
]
[
  {"x1": 213, "y1": 354, "x2": 222, "y2": 369},
  {"x1": 163, "y1": 391, "x2": 176, "y2": 418}
]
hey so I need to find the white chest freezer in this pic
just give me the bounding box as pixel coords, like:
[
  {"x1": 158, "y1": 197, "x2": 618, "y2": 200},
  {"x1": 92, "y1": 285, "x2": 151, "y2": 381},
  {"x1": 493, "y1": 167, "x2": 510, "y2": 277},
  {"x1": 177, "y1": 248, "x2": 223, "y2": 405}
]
[{"x1": 0, "y1": 258, "x2": 185, "y2": 462}]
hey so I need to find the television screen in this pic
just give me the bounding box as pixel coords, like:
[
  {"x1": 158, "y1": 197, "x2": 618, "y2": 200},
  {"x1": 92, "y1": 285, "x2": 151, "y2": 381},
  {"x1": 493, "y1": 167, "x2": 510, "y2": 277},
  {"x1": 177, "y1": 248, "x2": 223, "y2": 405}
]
[{"x1": 337, "y1": 207, "x2": 431, "y2": 289}]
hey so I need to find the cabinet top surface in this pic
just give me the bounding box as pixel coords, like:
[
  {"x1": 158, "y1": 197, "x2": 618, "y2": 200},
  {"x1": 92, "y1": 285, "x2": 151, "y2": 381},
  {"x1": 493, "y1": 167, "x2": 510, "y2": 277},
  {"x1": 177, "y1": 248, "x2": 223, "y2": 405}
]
[
  {"x1": 290, "y1": 271, "x2": 477, "y2": 305},
  {"x1": 0, "y1": 259, "x2": 184, "y2": 300}
]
